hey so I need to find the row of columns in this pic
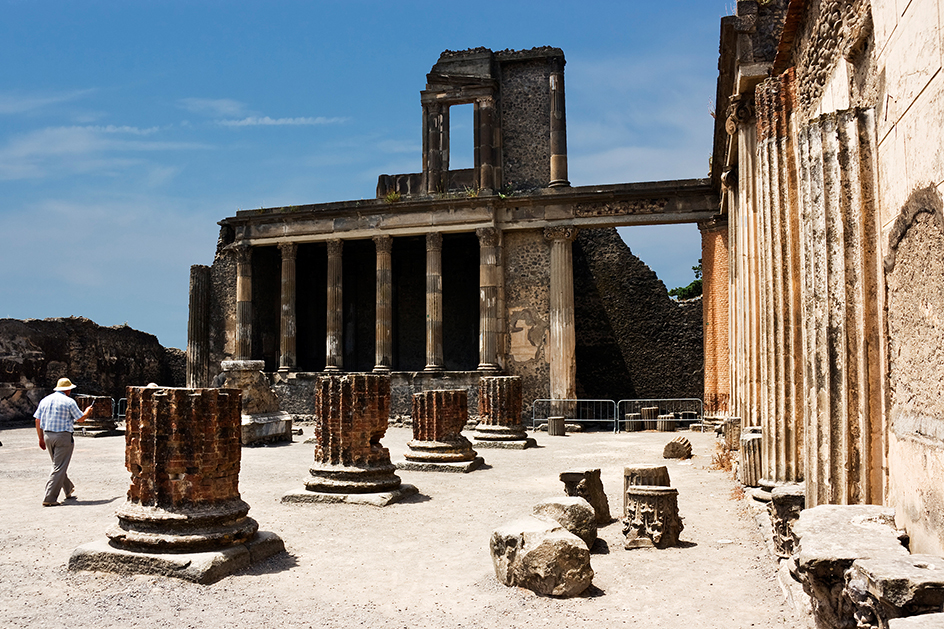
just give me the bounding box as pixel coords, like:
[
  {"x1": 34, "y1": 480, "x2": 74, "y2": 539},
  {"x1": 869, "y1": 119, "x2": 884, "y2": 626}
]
[
  {"x1": 227, "y1": 226, "x2": 578, "y2": 401},
  {"x1": 233, "y1": 230, "x2": 508, "y2": 375}
]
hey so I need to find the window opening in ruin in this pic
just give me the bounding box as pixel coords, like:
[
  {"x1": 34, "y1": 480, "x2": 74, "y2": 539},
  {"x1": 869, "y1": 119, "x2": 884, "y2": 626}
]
[{"x1": 450, "y1": 103, "x2": 474, "y2": 171}]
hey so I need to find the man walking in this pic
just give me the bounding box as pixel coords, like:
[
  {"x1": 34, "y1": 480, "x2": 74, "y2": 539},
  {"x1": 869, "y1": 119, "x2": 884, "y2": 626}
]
[{"x1": 34, "y1": 377, "x2": 94, "y2": 506}]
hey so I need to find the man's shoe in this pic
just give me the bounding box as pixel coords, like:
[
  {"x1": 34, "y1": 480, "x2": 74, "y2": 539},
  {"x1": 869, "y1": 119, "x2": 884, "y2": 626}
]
[
  {"x1": 64, "y1": 494, "x2": 77, "y2": 500},
  {"x1": 42, "y1": 502, "x2": 59, "y2": 507}
]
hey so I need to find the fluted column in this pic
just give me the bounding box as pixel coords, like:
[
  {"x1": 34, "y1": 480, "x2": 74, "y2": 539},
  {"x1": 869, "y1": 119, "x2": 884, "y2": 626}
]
[
  {"x1": 477, "y1": 227, "x2": 501, "y2": 372},
  {"x1": 544, "y1": 226, "x2": 577, "y2": 406},
  {"x1": 278, "y1": 242, "x2": 297, "y2": 372},
  {"x1": 233, "y1": 243, "x2": 252, "y2": 361},
  {"x1": 325, "y1": 239, "x2": 343, "y2": 373},
  {"x1": 549, "y1": 71, "x2": 569, "y2": 187},
  {"x1": 374, "y1": 235, "x2": 393, "y2": 373},
  {"x1": 187, "y1": 264, "x2": 211, "y2": 387},
  {"x1": 425, "y1": 232, "x2": 444, "y2": 371}
]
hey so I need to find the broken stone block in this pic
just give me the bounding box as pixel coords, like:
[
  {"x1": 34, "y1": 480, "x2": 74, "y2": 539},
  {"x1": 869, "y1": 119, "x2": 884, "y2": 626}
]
[
  {"x1": 792, "y1": 505, "x2": 910, "y2": 629},
  {"x1": 847, "y1": 554, "x2": 944, "y2": 629},
  {"x1": 663, "y1": 435, "x2": 692, "y2": 459},
  {"x1": 623, "y1": 485, "x2": 684, "y2": 549},
  {"x1": 74, "y1": 395, "x2": 119, "y2": 437},
  {"x1": 888, "y1": 613, "x2": 944, "y2": 628},
  {"x1": 532, "y1": 496, "x2": 597, "y2": 547},
  {"x1": 560, "y1": 468, "x2": 613, "y2": 524},
  {"x1": 490, "y1": 516, "x2": 593, "y2": 597},
  {"x1": 216, "y1": 360, "x2": 293, "y2": 446},
  {"x1": 623, "y1": 412, "x2": 642, "y2": 432}
]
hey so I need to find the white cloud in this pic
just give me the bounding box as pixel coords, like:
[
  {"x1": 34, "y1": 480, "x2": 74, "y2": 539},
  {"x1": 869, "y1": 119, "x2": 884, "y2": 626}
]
[
  {"x1": 177, "y1": 97, "x2": 249, "y2": 117},
  {"x1": 0, "y1": 89, "x2": 96, "y2": 115},
  {"x1": 217, "y1": 115, "x2": 347, "y2": 127},
  {"x1": 0, "y1": 126, "x2": 210, "y2": 180}
]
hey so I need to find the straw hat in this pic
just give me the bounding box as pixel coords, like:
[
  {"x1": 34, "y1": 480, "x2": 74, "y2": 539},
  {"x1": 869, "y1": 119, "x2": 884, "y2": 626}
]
[{"x1": 54, "y1": 378, "x2": 77, "y2": 391}]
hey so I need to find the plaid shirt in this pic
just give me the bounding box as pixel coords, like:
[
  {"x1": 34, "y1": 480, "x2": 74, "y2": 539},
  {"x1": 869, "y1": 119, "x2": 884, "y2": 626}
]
[{"x1": 34, "y1": 391, "x2": 84, "y2": 432}]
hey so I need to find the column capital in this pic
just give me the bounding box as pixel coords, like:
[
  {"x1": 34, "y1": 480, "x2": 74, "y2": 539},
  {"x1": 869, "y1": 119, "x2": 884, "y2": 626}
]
[
  {"x1": 476, "y1": 227, "x2": 500, "y2": 247},
  {"x1": 327, "y1": 239, "x2": 343, "y2": 257},
  {"x1": 227, "y1": 242, "x2": 253, "y2": 265},
  {"x1": 373, "y1": 234, "x2": 393, "y2": 254},
  {"x1": 426, "y1": 232, "x2": 443, "y2": 251},
  {"x1": 544, "y1": 226, "x2": 578, "y2": 243},
  {"x1": 277, "y1": 241, "x2": 298, "y2": 260}
]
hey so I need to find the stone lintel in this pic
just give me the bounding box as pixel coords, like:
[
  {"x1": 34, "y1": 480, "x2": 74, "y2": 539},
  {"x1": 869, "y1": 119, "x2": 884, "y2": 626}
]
[
  {"x1": 395, "y1": 457, "x2": 485, "y2": 473},
  {"x1": 281, "y1": 484, "x2": 419, "y2": 507},
  {"x1": 69, "y1": 531, "x2": 285, "y2": 585}
]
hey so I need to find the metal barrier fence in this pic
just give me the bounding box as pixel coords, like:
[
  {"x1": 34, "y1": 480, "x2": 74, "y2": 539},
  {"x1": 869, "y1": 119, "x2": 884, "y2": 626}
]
[
  {"x1": 616, "y1": 398, "x2": 704, "y2": 432},
  {"x1": 531, "y1": 399, "x2": 619, "y2": 433}
]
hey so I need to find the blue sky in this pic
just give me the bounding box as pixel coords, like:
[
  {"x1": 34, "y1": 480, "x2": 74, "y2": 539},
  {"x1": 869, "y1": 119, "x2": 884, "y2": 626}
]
[{"x1": 0, "y1": 1, "x2": 727, "y2": 350}]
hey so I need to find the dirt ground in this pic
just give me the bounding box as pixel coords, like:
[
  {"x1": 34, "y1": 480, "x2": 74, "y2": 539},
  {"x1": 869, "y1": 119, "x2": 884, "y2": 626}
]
[{"x1": 0, "y1": 424, "x2": 800, "y2": 629}]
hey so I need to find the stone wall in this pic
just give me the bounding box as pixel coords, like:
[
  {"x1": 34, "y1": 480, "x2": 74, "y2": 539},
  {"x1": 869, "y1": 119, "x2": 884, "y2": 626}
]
[
  {"x1": 502, "y1": 229, "x2": 551, "y2": 414},
  {"x1": 573, "y1": 228, "x2": 704, "y2": 401},
  {"x1": 0, "y1": 317, "x2": 185, "y2": 425}
]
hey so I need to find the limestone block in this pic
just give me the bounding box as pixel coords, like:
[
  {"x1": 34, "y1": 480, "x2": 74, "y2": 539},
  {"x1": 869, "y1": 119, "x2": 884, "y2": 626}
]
[
  {"x1": 847, "y1": 555, "x2": 944, "y2": 628},
  {"x1": 559, "y1": 468, "x2": 613, "y2": 525},
  {"x1": 490, "y1": 516, "x2": 593, "y2": 597},
  {"x1": 656, "y1": 414, "x2": 677, "y2": 432},
  {"x1": 889, "y1": 613, "x2": 944, "y2": 628},
  {"x1": 792, "y1": 505, "x2": 910, "y2": 629},
  {"x1": 532, "y1": 496, "x2": 597, "y2": 547}
]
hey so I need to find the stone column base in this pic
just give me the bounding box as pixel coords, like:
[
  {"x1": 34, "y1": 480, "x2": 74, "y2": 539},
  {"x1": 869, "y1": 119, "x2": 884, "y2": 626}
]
[
  {"x1": 472, "y1": 424, "x2": 536, "y2": 449},
  {"x1": 281, "y1": 484, "x2": 418, "y2": 507},
  {"x1": 396, "y1": 457, "x2": 484, "y2": 473},
  {"x1": 69, "y1": 531, "x2": 284, "y2": 584}
]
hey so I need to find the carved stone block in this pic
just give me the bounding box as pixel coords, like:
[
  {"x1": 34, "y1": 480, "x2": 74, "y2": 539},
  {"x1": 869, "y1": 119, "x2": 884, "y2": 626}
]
[
  {"x1": 770, "y1": 483, "x2": 805, "y2": 558},
  {"x1": 622, "y1": 486, "x2": 683, "y2": 549},
  {"x1": 622, "y1": 465, "x2": 671, "y2": 516}
]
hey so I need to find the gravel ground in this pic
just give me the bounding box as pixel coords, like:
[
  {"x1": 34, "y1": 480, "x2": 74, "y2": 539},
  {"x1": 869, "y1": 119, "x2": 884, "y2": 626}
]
[{"x1": 0, "y1": 424, "x2": 800, "y2": 628}]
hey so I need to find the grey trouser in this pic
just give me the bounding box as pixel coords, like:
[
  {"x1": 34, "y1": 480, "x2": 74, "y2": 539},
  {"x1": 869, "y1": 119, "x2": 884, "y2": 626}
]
[{"x1": 43, "y1": 431, "x2": 75, "y2": 503}]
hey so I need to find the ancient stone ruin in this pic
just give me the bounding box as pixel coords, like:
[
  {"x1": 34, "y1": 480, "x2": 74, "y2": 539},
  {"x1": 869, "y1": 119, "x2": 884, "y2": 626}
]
[
  {"x1": 472, "y1": 375, "x2": 535, "y2": 449},
  {"x1": 74, "y1": 394, "x2": 119, "y2": 437},
  {"x1": 397, "y1": 389, "x2": 483, "y2": 473},
  {"x1": 622, "y1": 485, "x2": 684, "y2": 549},
  {"x1": 282, "y1": 373, "x2": 417, "y2": 506},
  {"x1": 559, "y1": 468, "x2": 612, "y2": 525},
  {"x1": 69, "y1": 386, "x2": 284, "y2": 583},
  {"x1": 214, "y1": 359, "x2": 293, "y2": 445},
  {"x1": 791, "y1": 505, "x2": 944, "y2": 629},
  {"x1": 662, "y1": 435, "x2": 692, "y2": 459},
  {"x1": 491, "y1": 493, "x2": 598, "y2": 597},
  {"x1": 622, "y1": 465, "x2": 671, "y2": 517}
]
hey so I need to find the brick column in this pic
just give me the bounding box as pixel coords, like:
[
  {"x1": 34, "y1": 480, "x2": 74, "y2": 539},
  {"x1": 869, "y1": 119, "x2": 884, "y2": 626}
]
[
  {"x1": 373, "y1": 235, "x2": 393, "y2": 373},
  {"x1": 108, "y1": 386, "x2": 257, "y2": 551},
  {"x1": 699, "y1": 219, "x2": 730, "y2": 415},
  {"x1": 325, "y1": 239, "x2": 343, "y2": 372},
  {"x1": 278, "y1": 242, "x2": 297, "y2": 372},
  {"x1": 233, "y1": 243, "x2": 252, "y2": 361},
  {"x1": 403, "y1": 390, "x2": 480, "y2": 466},
  {"x1": 544, "y1": 226, "x2": 577, "y2": 408},
  {"x1": 477, "y1": 227, "x2": 501, "y2": 372},
  {"x1": 425, "y1": 232, "x2": 444, "y2": 371},
  {"x1": 473, "y1": 375, "x2": 535, "y2": 448}
]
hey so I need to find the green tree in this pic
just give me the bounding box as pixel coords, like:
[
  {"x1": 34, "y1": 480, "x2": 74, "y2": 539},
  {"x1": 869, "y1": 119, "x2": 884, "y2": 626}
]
[{"x1": 669, "y1": 260, "x2": 703, "y2": 300}]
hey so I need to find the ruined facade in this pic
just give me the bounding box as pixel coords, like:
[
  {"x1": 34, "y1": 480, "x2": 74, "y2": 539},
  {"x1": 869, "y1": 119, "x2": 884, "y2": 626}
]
[
  {"x1": 712, "y1": 0, "x2": 944, "y2": 556},
  {"x1": 190, "y1": 47, "x2": 713, "y2": 423}
]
